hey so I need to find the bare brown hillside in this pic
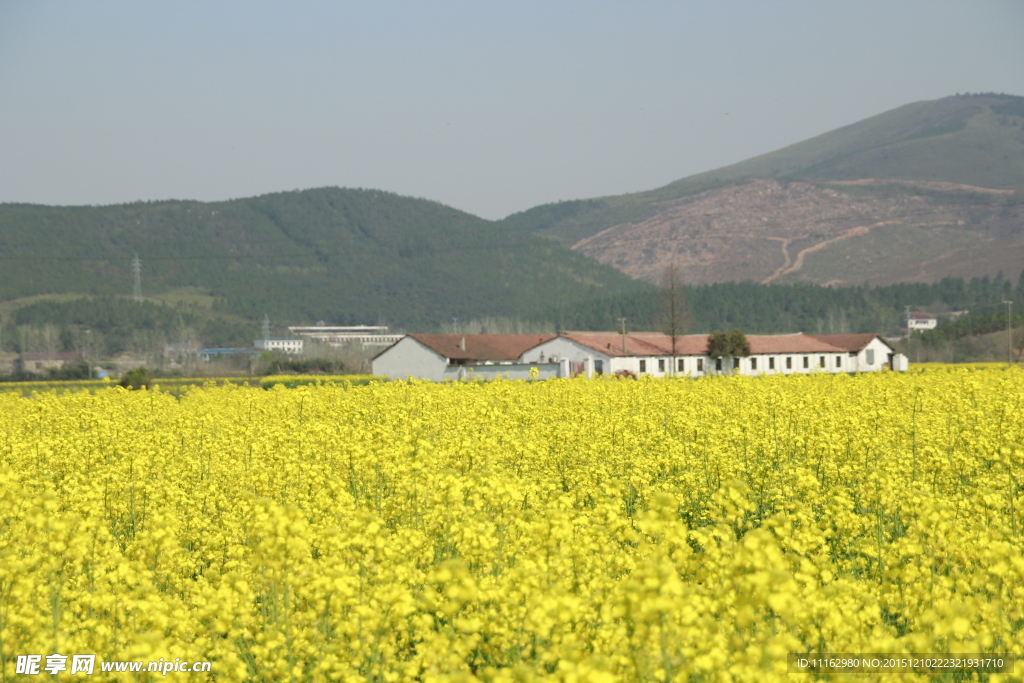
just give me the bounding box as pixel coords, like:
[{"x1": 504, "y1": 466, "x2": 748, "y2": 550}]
[{"x1": 571, "y1": 179, "x2": 1024, "y2": 286}]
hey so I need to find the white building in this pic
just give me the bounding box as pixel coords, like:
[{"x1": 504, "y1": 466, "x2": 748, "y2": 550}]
[
  {"x1": 372, "y1": 334, "x2": 561, "y2": 381},
  {"x1": 288, "y1": 325, "x2": 404, "y2": 348},
  {"x1": 903, "y1": 312, "x2": 938, "y2": 334},
  {"x1": 372, "y1": 331, "x2": 906, "y2": 381},
  {"x1": 254, "y1": 338, "x2": 304, "y2": 354},
  {"x1": 808, "y1": 334, "x2": 900, "y2": 373},
  {"x1": 524, "y1": 332, "x2": 904, "y2": 377},
  {"x1": 520, "y1": 331, "x2": 712, "y2": 377}
]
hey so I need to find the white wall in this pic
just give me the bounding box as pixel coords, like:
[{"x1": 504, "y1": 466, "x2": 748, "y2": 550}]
[
  {"x1": 522, "y1": 338, "x2": 613, "y2": 376},
  {"x1": 708, "y1": 352, "x2": 850, "y2": 376},
  {"x1": 371, "y1": 337, "x2": 449, "y2": 380},
  {"x1": 849, "y1": 338, "x2": 895, "y2": 373},
  {"x1": 622, "y1": 355, "x2": 708, "y2": 377},
  {"x1": 446, "y1": 363, "x2": 562, "y2": 381},
  {"x1": 373, "y1": 338, "x2": 565, "y2": 381},
  {"x1": 523, "y1": 338, "x2": 716, "y2": 378}
]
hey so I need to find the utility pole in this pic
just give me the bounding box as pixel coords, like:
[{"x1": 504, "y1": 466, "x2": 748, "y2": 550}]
[
  {"x1": 132, "y1": 254, "x2": 142, "y2": 301},
  {"x1": 1004, "y1": 300, "x2": 1014, "y2": 366},
  {"x1": 903, "y1": 305, "x2": 921, "y2": 362},
  {"x1": 618, "y1": 317, "x2": 627, "y2": 353}
]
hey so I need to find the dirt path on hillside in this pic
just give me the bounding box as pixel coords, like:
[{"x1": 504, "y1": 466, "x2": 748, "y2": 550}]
[
  {"x1": 761, "y1": 237, "x2": 798, "y2": 284},
  {"x1": 761, "y1": 222, "x2": 890, "y2": 284},
  {"x1": 828, "y1": 178, "x2": 1014, "y2": 195}
]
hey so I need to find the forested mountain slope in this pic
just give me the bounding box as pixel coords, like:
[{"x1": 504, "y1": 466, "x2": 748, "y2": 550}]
[
  {"x1": 502, "y1": 94, "x2": 1024, "y2": 286},
  {"x1": 0, "y1": 188, "x2": 649, "y2": 329}
]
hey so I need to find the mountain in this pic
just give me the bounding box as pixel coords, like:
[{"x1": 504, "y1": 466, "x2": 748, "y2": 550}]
[
  {"x1": 0, "y1": 188, "x2": 649, "y2": 330},
  {"x1": 503, "y1": 94, "x2": 1024, "y2": 286},
  {"x1": 4, "y1": 93, "x2": 1023, "y2": 346},
  {"x1": 667, "y1": 93, "x2": 1024, "y2": 191}
]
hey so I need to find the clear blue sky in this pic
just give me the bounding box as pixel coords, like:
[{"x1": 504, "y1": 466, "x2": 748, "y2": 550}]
[{"x1": 2, "y1": 0, "x2": 1022, "y2": 219}]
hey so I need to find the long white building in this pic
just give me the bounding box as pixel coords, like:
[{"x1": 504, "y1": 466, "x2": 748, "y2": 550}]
[
  {"x1": 372, "y1": 331, "x2": 905, "y2": 380},
  {"x1": 288, "y1": 325, "x2": 404, "y2": 348}
]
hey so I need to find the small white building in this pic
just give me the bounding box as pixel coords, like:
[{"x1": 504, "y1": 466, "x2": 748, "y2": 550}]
[
  {"x1": 254, "y1": 338, "x2": 304, "y2": 354},
  {"x1": 372, "y1": 334, "x2": 560, "y2": 381},
  {"x1": 808, "y1": 334, "x2": 902, "y2": 373},
  {"x1": 903, "y1": 312, "x2": 937, "y2": 334}
]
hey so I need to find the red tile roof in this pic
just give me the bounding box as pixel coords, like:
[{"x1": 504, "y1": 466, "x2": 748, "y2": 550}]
[
  {"x1": 408, "y1": 334, "x2": 555, "y2": 361},
  {"x1": 747, "y1": 333, "x2": 846, "y2": 354},
  {"x1": 808, "y1": 334, "x2": 891, "y2": 352},
  {"x1": 563, "y1": 331, "x2": 851, "y2": 356},
  {"x1": 561, "y1": 331, "x2": 710, "y2": 357}
]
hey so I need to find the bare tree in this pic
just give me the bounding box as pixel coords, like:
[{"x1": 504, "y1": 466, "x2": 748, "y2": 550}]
[
  {"x1": 40, "y1": 324, "x2": 60, "y2": 359},
  {"x1": 652, "y1": 263, "x2": 692, "y2": 377}
]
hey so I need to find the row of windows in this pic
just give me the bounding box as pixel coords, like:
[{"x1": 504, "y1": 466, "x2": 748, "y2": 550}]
[
  {"x1": 640, "y1": 358, "x2": 706, "y2": 373},
  {"x1": 637, "y1": 355, "x2": 849, "y2": 373}
]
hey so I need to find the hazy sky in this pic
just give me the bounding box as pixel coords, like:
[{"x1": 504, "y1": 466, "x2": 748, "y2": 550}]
[{"x1": 2, "y1": 1, "x2": 1022, "y2": 219}]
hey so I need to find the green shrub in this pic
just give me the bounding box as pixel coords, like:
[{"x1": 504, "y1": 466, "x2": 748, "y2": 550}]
[{"x1": 120, "y1": 367, "x2": 151, "y2": 390}]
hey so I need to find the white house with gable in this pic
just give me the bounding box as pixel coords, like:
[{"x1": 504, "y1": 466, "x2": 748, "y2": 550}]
[
  {"x1": 372, "y1": 334, "x2": 560, "y2": 381},
  {"x1": 808, "y1": 334, "x2": 900, "y2": 372}
]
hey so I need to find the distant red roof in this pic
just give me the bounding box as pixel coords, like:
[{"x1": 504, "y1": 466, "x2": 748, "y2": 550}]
[
  {"x1": 408, "y1": 334, "x2": 555, "y2": 361},
  {"x1": 562, "y1": 331, "x2": 848, "y2": 356},
  {"x1": 747, "y1": 333, "x2": 846, "y2": 354},
  {"x1": 561, "y1": 331, "x2": 710, "y2": 357},
  {"x1": 808, "y1": 334, "x2": 892, "y2": 352}
]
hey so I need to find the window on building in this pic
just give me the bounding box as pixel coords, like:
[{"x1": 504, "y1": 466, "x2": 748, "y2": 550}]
[
  {"x1": 769, "y1": 357, "x2": 775, "y2": 370},
  {"x1": 677, "y1": 358, "x2": 685, "y2": 372},
  {"x1": 836, "y1": 355, "x2": 842, "y2": 368},
  {"x1": 803, "y1": 356, "x2": 809, "y2": 369},
  {"x1": 733, "y1": 357, "x2": 740, "y2": 369},
  {"x1": 819, "y1": 356, "x2": 825, "y2": 368},
  {"x1": 715, "y1": 358, "x2": 722, "y2": 371},
  {"x1": 751, "y1": 358, "x2": 758, "y2": 370},
  {"x1": 594, "y1": 360, "x2": 603, "y2": 375},
  {"x1": 786, "y1": 357, "x2": 792, "y2": 370},
  {"x1": 697, "y1": 358, "x2": 703, "y2": 372},
  {"x1": 658, "y1": 359, "x2": 665, "y2": 372},
  {"x1": 866, "y1": 349, "x2": 875, "y2": 365},
  {"x1": 639, "y1": 359, "x2": 646, "y2": 373}
]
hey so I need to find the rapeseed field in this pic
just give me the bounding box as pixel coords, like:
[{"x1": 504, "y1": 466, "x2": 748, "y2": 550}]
[{"x1": 1, "y1": 370, "x2": 1022, "y2": 681}]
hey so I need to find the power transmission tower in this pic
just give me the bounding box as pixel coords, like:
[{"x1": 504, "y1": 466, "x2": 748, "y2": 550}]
[
  {"x1": 618, "y1": 317, "x2": 628, "y2": 353},
  {"x1": 262, "y1": 314, "x2": 271, "y2": 340},
  {"x1": 1004, "y1": 300, "x2": 1014, "y2": 366},
  {"x1": 132, "y1": 254, "x2": 142, "y2": 301}
]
